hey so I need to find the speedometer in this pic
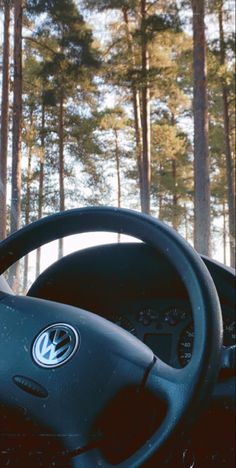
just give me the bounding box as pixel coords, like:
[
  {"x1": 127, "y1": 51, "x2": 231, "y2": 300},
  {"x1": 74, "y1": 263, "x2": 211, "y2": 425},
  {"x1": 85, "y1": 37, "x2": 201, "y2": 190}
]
[
  {"x1": 223, "y1": 316, "x2": 236, "y2": 346},
  {"x1": 178, "y1": 314, "x2": 236, "y2": 367},
  {"x1": 178, "y1": 322, "x2": 194, "y2": 367}
]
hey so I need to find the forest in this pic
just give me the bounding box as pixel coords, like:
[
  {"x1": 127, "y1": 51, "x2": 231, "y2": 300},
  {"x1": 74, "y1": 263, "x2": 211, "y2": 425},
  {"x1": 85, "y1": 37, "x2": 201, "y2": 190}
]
[{"x1": 0, "y1": 0, "x2": 235, "y2": 292}]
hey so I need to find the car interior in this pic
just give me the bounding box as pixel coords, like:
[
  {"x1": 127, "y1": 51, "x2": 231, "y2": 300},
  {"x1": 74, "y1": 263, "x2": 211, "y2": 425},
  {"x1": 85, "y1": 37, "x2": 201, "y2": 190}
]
[{"x1": 0, "y1": 207, "x2": 235, "y2": 467}]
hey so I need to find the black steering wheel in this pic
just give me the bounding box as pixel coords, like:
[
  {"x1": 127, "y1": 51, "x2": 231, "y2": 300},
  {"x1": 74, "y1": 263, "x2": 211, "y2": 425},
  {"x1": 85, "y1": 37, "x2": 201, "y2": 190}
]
[{"x1": 0, "y1": 207, "x2": 223, "y2": 467}]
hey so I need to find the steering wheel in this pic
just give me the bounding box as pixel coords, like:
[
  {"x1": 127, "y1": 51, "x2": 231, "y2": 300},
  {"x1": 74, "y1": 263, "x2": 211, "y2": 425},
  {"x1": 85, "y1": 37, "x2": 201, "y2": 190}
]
[{"x1": 0, "y1": 207, "x2": 223, "y2": 467}]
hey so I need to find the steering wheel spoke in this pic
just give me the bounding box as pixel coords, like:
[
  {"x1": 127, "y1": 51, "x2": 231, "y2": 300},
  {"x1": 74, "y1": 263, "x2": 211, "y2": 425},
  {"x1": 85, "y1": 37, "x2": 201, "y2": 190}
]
[
  {"x1": 0, "y1": 292, "x2": 155, "y2": 462},
  {"x1": 145, "y1": 357, "x2": 193, "y2": 422}
]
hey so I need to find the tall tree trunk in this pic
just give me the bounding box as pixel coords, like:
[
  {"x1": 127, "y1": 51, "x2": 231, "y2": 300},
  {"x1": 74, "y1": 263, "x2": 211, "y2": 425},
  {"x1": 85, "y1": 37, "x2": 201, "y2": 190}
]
[
  {"x1": 172, "y1": 159, "x2": 178, "y2": 230},
  {"x1": 11, "y1": 0, "x2": 22, "y2": 233},
  {"x1": 184, "y1": 203, "x2": 188, "y2": 242},
  {"x1": 218, "y1": 2, "x2": 235, "y2": 267},
  {"x1": 192, "y1": 0, "x2": 211, "y2": 255},
  {"x1": 115, "y1": 129, "x2": 121, "y2": 243},
  {"x1": 114, "y1": 130, "x2": 121, "y2": 209},
  {"x1": 133, "y1": 88, "x2": 145, "y2": 211},
  {"x1": 9, "y1": 0, "x2": 22, "y2": 291},
  {"x1": 171, "y1": 114, "x2": 178, "y2": 231},
  {"x1": 222, "y1": 202, "x2": 227, "y2": 265},
  {"x1": 36, "y1": 103, "x2": 45, "y2": 277},
  {"x1": 23, "y1": 142, "x2": 33, "y2": 291},
  {"x1": 140, "y1": 0, "x2": 151, "y2": 214},
  {"x1": 158, "y1": 194, "x2": 163, "y2": 220},
  {"x1": 0, "y1": 1, "x2": 10, "y2": 241},
  {"x1": 58, "y1": 88, "x2": 65, "y2": 259},
  {"x1": 158, "y1": 164, "x2": 163, "y2": 219},
  {"x1": 122, "y1": 7, "x2": 144, "y2": 211}
]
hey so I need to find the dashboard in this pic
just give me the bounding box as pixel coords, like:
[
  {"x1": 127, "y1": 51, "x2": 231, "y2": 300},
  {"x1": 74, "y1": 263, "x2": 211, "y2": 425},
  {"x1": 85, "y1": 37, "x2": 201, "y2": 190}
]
[{"x1": 28, "y1": 242, "x2": 236, "y2": 372}]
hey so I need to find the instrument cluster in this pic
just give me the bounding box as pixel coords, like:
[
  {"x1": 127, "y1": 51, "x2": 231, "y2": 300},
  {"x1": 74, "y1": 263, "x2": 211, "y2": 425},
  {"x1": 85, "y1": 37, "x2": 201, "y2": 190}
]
[{"x1": 109, "y1": 300, "x2": 235, "y2": 368}]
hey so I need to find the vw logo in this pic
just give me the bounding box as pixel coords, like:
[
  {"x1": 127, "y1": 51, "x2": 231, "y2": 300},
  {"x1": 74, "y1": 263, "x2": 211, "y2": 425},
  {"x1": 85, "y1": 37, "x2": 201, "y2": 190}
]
[{"x1": 32, "y1": 323, "x2": 79, "y2": 368}]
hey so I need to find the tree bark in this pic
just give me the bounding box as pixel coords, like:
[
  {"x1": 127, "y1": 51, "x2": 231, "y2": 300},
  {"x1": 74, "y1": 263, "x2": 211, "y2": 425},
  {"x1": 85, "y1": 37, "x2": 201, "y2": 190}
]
[
  {"x1": 134, "y1": 88, "x2": 146, "y2": 211},
  {"x1": 9, "y1": 0, "x2": 22, "y2": 291},
  {"x1": 114, "y1": 129, "x2": 121, "y2": 242},
  {"x1": 140, "y1": 0, "x2": 151, "y2": 214},
  {"x1": 114, "y1": 129, "x2": 121, "y2": 209},
  {"x1": 0, "y1": 1, "x2": 10, "y2": 241},
  {"x1": 11, "y1": 0, "x2": 22, "y2": 234},
  {"x1": 171, "y1": 114, "x2": 178, "y2": 231},
  {"x1": 172, "y1": 159, "x2": 178, "y2": 230},
  {"x1": 222, "y1": 202, "x2": 227, "y2": 265},
  {"x1": 218, "y1": 2, "x2": 235, "y2": 267},
  {"x1": 192, "y1": 0, "x2": 211, "y2": 255},
  {"x1": 184, "y1": 203, "x2": 188, "y2": 242},
  {"x1": 58, "y1": 88, "x2": 65, "y2": 259},
  {"x1": 158, "y1": 163, "x2": 163, "y2": 219},
  {"x1": 36, "y1": 103, "x2": 45, "y2": 277},
  {"x1": 23, "y1": 141, "x2": 33, "y2": 291},
  {"x1": 122, "y1": 7, "x2": 144, "y2": 211}
]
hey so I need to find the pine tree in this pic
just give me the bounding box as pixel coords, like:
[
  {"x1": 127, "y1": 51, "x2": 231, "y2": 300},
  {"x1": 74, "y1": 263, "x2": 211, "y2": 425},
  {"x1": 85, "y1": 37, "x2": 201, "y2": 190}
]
[
  {"x1": 83, "y1": 0, "x2": 183, "y2": 215},
  {"x1": 26, "y1": 0, "x2": 99, "y2": 257},
  {"x1": 98, "y1": 106, "x2": 131, "y2": 208},
  {"x1": 8, "y1": 0, "x2": 23, "y2": 290},
  {"x1": 217, "y1": 0, "x2": 235, "y2": 267},
  {"x1": 207, "y1": 0, "x2": 235, "y2": 266},
  {"x1": 191, "y1": 0, "x2": 211, "y2": 255},
  {"x1": 11, "y1": 0, "x2": 22, "y2": 235},
  {"x1": 0, "y1": 0, "x2": 11, "y2": 240}
]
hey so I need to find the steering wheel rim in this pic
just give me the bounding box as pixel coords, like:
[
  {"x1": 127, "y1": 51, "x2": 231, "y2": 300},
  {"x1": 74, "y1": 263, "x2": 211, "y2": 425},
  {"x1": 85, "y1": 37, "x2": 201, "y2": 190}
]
[{"x1": 0, "y1": 207, "x2": 223, "y2": 467}]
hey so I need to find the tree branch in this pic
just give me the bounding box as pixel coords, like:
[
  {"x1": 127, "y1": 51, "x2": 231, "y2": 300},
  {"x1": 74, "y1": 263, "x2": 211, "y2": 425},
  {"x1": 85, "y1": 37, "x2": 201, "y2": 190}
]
[{"x1": 23, "y1": 36, "x2": 57, "y2": 56}]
